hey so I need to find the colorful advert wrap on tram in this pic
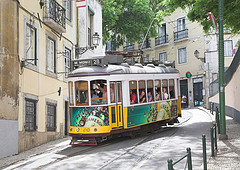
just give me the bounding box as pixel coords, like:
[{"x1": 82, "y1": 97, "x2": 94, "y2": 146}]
[
  {"x1": 71, "y1": 106, "x2": 109, "y2": 127},
  {"x1": 127, "y1": 100, "x2": 178, "y2": 127}
]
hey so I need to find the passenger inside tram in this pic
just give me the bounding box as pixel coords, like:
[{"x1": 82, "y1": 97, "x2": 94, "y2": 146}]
[
  {"x1": 139, "y1": 90, "x2": 146, "y2": 103},
  {"x1": 130, "y1": 89, "x2": 136, "y2": 104},
  {"x1": 163, "y1": 87, "x2": 169, "y2": 100},
  {"x1": 147, "y1": 91, "x2": 153, "y2": 102},
  {"x1": 90, "y1": 80, "x2": 108, "y2": 105},
  {"x1": 169, "y1": 87, "x2": 175, "y2": 99}
]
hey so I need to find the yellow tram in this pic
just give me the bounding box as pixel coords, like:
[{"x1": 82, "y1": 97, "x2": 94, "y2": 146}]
[{"x1": 68, "y1": 56, "x2": 181, "y2": 145}]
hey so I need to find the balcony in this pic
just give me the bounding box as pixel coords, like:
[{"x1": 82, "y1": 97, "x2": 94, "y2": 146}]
[
  {"x1": 155, "y1": 35, "x2": 168, "y2": 46},
  {"x1": 43, "y1": 0, "x2": 66, "y2": 33},
  {"x1": 124, "y1": 43, "x2": 135, "y2": 51},
  {"x1": 174, "y1": 29, "x2": 188, "y2": 41},
  {"x1": 139, "y1": 39, "x2": 151, "y2": 49}
]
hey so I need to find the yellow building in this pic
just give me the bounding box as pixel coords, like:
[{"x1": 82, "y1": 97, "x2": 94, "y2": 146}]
[
  {"x1": 18, "y1": 0, "x2": 77, "y2": 152},
  {"x1": 0, "y1": 0, "x2": 103, "y2": 158},
  {"x1": 118, "y1": 8, "x2": 237, "y2": 108}
]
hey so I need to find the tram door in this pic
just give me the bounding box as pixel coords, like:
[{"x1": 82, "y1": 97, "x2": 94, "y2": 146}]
[{"x1": 110, "y1": 81, "x2": 123, "y2": 129}]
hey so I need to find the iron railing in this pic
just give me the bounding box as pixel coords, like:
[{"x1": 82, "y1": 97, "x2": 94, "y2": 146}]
[
  {"x1": 124, "y1": 43, "x2": 134, "y2": 51},
  {"x1": 155, "y1": 35, "x2": 168, "y2": 46},
  {"x1": 139, "y1": 39, "x2": 151, "y2": 49},
  {"x1": 44, "y1": 0, "x2": 66, "y2": 31},
  {"x1": 167, "y1": 147, "x2": 192, "y2": 170},
  {"x1": 174, "y1": 29, "x2": 188, "y2": 41}
]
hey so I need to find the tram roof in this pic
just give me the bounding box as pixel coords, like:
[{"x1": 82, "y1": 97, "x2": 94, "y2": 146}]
[{"x1": 69, "y1": 56, "x2": 179, "y2": 77}]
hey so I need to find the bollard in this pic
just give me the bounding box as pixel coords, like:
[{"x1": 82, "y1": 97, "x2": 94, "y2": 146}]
[
  {"x1": 202, "y1": 134, "x2": 207, "y2": 170},
  {"x1": 214, "y1": 123, "x2": 218, "y2": 151},
  {"x1": 167, "y1": 158, "x2": 174, "y2": 170},
  {"x1": 215, "y1": 107, "x2": 220, "y2": 134},
  {"x1": 186, "y1": 147, "x2": 192, "y2": 170},
  {"x1": 210, "y1": 127, "x2": 215, "y2": 157}
]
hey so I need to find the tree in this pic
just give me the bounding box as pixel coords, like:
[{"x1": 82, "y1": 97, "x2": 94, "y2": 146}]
[
  {"x1": 165, "y1": 0, "x2": 240, "y2": 34},
  {"x1": 102, "y1": 0, "x2": 165, "y2": 47}
]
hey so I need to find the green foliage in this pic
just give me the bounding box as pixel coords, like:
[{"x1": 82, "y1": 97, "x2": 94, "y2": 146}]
[
  {"x1": 165, "y1": 0, "x2": 240, "y2": 34},
  {"x1": 102, "y1": 0, "x2": 166, "y2": 47}
]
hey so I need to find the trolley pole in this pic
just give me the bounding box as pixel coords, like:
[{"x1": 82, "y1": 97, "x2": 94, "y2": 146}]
[{"x1": 218, "y1": 0, "x2": 228, "y2": 140}]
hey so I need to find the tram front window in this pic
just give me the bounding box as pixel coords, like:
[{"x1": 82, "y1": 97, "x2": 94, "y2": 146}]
[
  {"x1": 75, "y1": 81, "x2": 89, "y2": 105},
  {"x1": 90, "y1": 80, "x2": 108, "y2": 105}
]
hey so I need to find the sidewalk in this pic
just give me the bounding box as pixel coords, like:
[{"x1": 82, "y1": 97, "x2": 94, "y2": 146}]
[
  {"x1": 199, "y1": 107, "x2": 240, "y2": 169},
  {"x1": 0, "y1": 137, "x2": 71, "y2": 169}
]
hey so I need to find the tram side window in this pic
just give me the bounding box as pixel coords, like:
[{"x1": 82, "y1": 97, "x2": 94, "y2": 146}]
[
  {"x1": 75, "y1": 81, "x2": 88, "y2": 105},
  {"x1": 68, "y1": 81, "x2": 74, "y2": 105},
  {"x1": 162, "y1": 79, "x2": 169, "y2": 100},
  {"x1": 169, "y1": 79, "x2": 175, "y2": 99},
  {"x1": 139, "y1": 80, "x2": 146, "y2": 103},
  {"x1": 90, "y1": 80, "x2": 108, "y2": 105},
  {"x1": 117, "y1": 82, "x2": 122, "y2": 102},
  {"x1": 147, "y1": 80, "x2": 154, "y2": 102},
  {"x1": 129, "y1": 81, "x2": 138, "y2": 104},
  {"x1": 155, "y1": 80, "x2": 162, "y2": 101},
  {"x1": 110, "y1": 82, "x2": 116, "y2": 103}
]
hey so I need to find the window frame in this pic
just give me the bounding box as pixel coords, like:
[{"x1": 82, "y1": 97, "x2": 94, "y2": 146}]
[
  {"x1": 26, "y1": 23, "x2": 37, "y2": 65},
  {"x1": 129, "y1": 80, "x2": 138, "y2": 105},
  {"x1": 178, "y1": 47, "x2": 187, "y2": 64},
  {"x1": 47, "y1": 36, "x2": 56, "y2": 73},
  {"x1": 63, "y1": 0, "x2": 72, "y2": 22},
  {"x1": 25, "y1": 99, "x2": 37, "y2": 131},
  {"x1": 64, "y1": 47, "x2": 71, "y2": 78},
  {"x1": 68, "y1": 81, "x2": 74, "y2": 106},
  {"x1": 138, "y1": 80, "x2": 147, "y2": 103},
  {"x1": 177, "y1": 17, "x2": 186, "y2": 31},
  {"x1": 159, "y1": 52, "x2": 167, "y2": 62},
  {"x1": 224, "y1": 40, "x2": 233, "y2": 57},
  {"x1": 147, "y1": 80, "x2": 154, "y2": 102},
  {"x1": 169, "y1": 79, "x2": 176, "y2": 99},
  {"x1": 75, "y1": 81, "x2": 89, "y2": 106},
  {"x1": 47, "y1": 103, "x2": 57, "y2": 132},
  {"x1": 155, "y1": 79, "x2": 162, "y2": 101},
  {"x1": 162, "y1": 79, "x2": 169, "y2": 100}
]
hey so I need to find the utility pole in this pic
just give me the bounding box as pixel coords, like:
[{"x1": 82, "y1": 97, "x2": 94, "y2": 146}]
[{"x1": 218, "y1": 0, "x2": 228, "y2": 140}]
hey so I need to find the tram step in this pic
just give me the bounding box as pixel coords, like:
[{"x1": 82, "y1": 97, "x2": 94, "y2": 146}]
[{"x1": 70, "y1": 137, "x2": 98, "y2": 146}]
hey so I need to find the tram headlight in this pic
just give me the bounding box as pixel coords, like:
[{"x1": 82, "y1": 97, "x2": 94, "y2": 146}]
[{"x1": 80, "y1": 120, "x2": 85, "y2": 126}]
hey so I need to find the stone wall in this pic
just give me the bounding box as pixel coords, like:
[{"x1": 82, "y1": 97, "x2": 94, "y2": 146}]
[{"x1": 0, "y1": 0, "x2": 19, "y2": 158}]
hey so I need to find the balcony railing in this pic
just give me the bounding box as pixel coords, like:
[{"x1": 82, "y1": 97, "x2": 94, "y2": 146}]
[
  {"x1": 139, "y1": 39, "x2": 151, "y2": 49},
  {"x1": 124, "y1": 43, "x2": 135, "y2": 51},
  {"x1": 44, "y1": 0, "x2": 66, "y2": 33},
  {"x1": 155, "y1": 35, "x2": 168, "y2": 46},
  {"x1": 174, "y1": 29, "x2": 188, "y2": 41}
]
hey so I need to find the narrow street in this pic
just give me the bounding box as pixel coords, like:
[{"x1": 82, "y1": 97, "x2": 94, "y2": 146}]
[{"x1": 2, "y1": 108, "x2": 213, "y2": 170}]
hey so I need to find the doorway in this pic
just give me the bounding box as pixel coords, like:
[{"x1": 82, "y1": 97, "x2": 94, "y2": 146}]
[
  {"x1": 193, "y1": 81, "x2": 203, "y2": 106},
  {"x1": 180, "y1": 79, "x2": 188, "y2": 108}
]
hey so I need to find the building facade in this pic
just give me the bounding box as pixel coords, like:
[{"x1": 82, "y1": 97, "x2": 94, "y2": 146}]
[
  {"x1": 0, "y1": 0, "x2": 19, "y2": 159},
  {"x1": 0, "y1": 0, "x2": 103, "y2": 158},
  {"x1": 117, "y1": 8, "x2": 237, "y2": 108}
]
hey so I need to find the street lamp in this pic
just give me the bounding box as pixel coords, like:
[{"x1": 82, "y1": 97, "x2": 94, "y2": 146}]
[
  {"x1": 75, "y1": 32, "x2": 101, "y2": 56},
  {"x1": 194, "y1": 50, "x2": 205, "y2": 62},
  {"x1": 92, "y1": 32, "x2": 101, "y2": 47}
]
